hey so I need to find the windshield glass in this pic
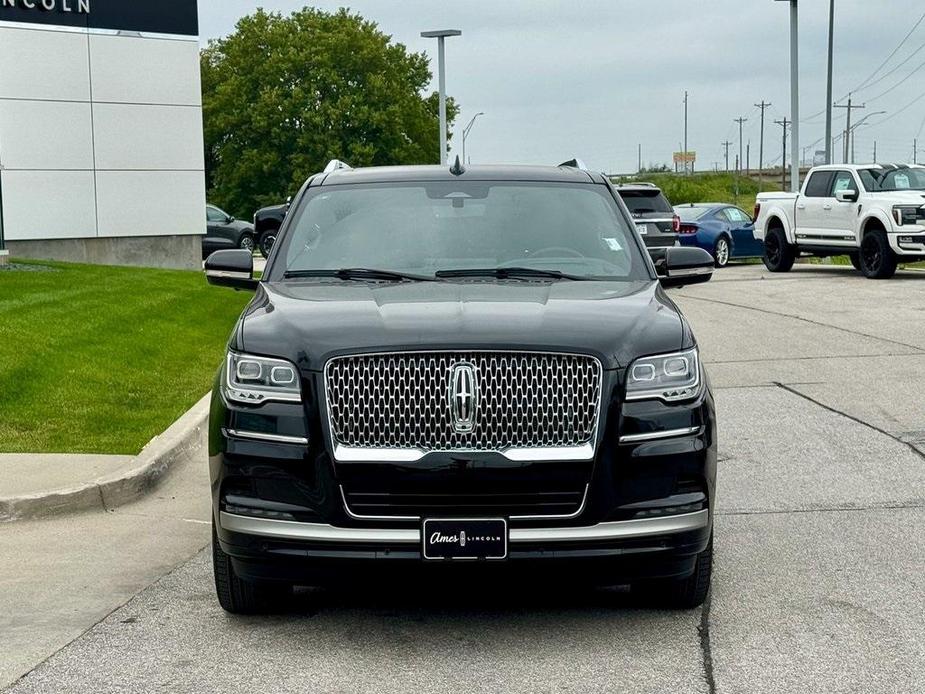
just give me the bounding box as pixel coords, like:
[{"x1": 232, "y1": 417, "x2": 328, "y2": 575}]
[
  {"x1": 675, "y1": 206, "x2": 712, "y2": 221},
  {"x1": 273, "y1": 182, "x2": 649, "y2": 281},
  {"x1": 617, "y1": 189, "x2": 673, "y2": 215},
  {"x1": 859, "y1": 168, "x2": 925, "y2": 192}
]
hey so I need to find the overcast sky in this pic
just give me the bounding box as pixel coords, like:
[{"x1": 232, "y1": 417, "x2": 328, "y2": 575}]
[{"x1": 199, "y1": 1, "x2": 925, "y2": 173}]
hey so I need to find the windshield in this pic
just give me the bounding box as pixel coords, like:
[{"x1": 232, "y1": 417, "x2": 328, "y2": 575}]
[
  {"x1": 271, "y1": 181, "x2": 649, "y2": 281},
  {"x1": 675, "y1": 206, "x2": 712, "y2": 221},
  {"x1": 617, "y1": 189, "x2": 673, "y2": 215},
  {"x1": 859, "y1": 168, "x2": 925, "y2": 192}
]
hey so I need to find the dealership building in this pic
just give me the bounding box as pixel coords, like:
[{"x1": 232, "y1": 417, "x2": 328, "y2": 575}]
[{"x1": 0, "y1": 0, "x2": 205, "y2": 269}]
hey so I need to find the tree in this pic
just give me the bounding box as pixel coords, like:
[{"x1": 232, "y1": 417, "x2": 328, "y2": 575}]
[{"x1": 201, "y1": 8, "x2": 459, "y2": 217}]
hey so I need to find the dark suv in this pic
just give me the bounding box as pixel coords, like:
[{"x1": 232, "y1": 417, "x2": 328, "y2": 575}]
[
  {"x1": 205, "y1": 160, "x2": 718, "y2": 614},
  {"x1": 613, "y1": 183, "x2": 680, "y2": 264}
]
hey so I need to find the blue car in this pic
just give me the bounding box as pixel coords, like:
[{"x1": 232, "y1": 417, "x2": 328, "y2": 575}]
[{"x1": 674, "y1": 203, "x2": 763, "y2": 268}]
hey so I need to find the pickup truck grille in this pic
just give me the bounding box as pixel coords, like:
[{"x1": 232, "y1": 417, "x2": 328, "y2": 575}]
[{"x1": 324, "y1": 351, "x2": 603, "y2": 454}]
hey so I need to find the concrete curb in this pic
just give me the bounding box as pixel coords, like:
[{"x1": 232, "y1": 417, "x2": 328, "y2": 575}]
[{"x1": 0, "y1": 393, "x2": 211, "y2": 523}]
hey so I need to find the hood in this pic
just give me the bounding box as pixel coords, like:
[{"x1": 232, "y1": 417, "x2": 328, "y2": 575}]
[
  {"x1": 869, "y1": 190, "x2": 925, "y2": 205},
  {"x1": 235, "y1": 280, "x2": 690, "y2": 371}
]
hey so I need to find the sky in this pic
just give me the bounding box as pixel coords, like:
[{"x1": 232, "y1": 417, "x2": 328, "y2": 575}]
[{"x1": 199, "y1": 1, "x2": 925, "y2": 173}]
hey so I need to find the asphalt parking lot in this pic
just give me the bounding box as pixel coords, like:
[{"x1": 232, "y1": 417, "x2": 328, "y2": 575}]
[{"x1": 4, "y1": 263, "x2": 925, "y2": 693}]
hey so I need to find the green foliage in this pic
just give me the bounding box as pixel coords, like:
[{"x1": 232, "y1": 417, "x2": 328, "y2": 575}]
[
  {"x1": 201, "y1": 8, "x2": 459, "y2": 218},
  {"x1": 614, "y1": 172, "x2": 783, "y2": 209},
  {"x1": 0, "y1": 261, "x2": 251, "y2": 454}
]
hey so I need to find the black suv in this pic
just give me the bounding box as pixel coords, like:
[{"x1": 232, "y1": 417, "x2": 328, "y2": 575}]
[
  {"x1": 613, "y1": 183, "x2": 680, "y2": 264},
  {"x1": 205, "y1": 160, "x2": 718, "y2": 614}
]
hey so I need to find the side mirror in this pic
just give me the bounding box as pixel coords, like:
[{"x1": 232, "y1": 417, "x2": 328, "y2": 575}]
[
  {"x1": 285, "y1": 196, "x2": 293, "y2": 211},
  {"x1": 660, "y1": 247, "x2": 715, "y2": 288},
  {"x1": 227, "y1": 215, "x2": 236, "y2": 223},
  {"x1": 835, "y1": 189, "x2": 858, "y2": 203},
  {"x1": 205, "y1": 249, "x2": 258, "y2": 290}
]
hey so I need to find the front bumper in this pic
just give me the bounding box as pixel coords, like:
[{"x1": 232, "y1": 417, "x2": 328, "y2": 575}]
[
  {"x1": 890, "y1": 231, "x2": 925, "y2": 256},
  {"x1": 210, "y1": 368, "x2": 717, "y2": 583}
]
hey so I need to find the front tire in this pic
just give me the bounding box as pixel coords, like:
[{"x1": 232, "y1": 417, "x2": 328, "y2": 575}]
[
  {"x1": 636, "y1": 535, "x2": 713, "y2": 609},
  {"x1": 258, "y1": 230, "x2": 278, "y2": 258},
  {"x1": 859, "y1": 231, "x2": 897, "y2": 279},
  {"x1": 763, "y1": 227, "x2": 795, "y2": 273},
  {"x1": 713, "y1": 237, "x2": 731, "y2": 268},
  {"x1": 849, "y1": 252, "x2": 862, "y2": 271},
  {"x1": 213, "y1": 521, "x2": 290, "y2": 614}
]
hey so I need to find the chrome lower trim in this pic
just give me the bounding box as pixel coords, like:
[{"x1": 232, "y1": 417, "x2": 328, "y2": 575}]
[
  {"x1": 618, "y1": 426, "x2": 703, "y2": 444},
  {"x1": 218, "y1": 509, "x2": 710, "y2": 545},
  {"x1": 510, "y1": 484, "x2": 589, "y2": 520},
  {"x1": 334, "y1": 442, "x2": 595, "y2": 463},
  {"x1": 224, "y1": 429, "x2": 309, "y2": 445},
  {"x1": 339, "y1": 486, "x2": 419, "y2": 522}
]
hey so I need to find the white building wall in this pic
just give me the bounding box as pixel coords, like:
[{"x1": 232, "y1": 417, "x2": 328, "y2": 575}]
[{"x1": 0, "y1": 23, "x2": 205, "y2": 245}]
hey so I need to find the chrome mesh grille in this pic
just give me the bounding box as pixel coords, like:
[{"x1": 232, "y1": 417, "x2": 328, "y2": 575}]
[{"x1": 325, "y1": 352, "x2": 602, "y2": 453}]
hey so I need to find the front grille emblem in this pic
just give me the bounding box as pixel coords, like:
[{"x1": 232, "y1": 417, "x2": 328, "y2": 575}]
[{"x1": 449, "y1": 363, "x2": 478, "y2": 433}]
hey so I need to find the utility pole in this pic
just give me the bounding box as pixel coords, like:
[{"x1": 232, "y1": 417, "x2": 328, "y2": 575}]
[
  {"x1": 747, "y1": 142, "x2": 751, "y2": 177},
  {"x1": 916, "y1": 139, "x2": 918, "y2": 165},
  {"x1": 873, "y1": 141, "x2": 877, "y2": 163},
  {"x1": 825, "y1": 0, "x2": 835, "y2": 164},
  {"x1": 722, "y1": 140, "x2": 732, "y2": 172},
  {"x1": 638, "y1": 144, "x2": 642, "y2": 173},
  {"x1": 775, "y1": 118, "x2": 790, "y2": 191},
  {"x1": 734, "y1": 116, "x2": 748, "y2": 174},
  {"x1": 683, "y1": 91, "x2": 689, "y2": 174},
  {"x1": 835, "y1": 94, "x2": 865, "y2": 165},
  {"x1": 755, "y1": 100, "x2": 771, "y2": 191}
]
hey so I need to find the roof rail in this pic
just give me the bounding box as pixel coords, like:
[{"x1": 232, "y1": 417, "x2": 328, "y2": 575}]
[
  {"x1": 558, "y1": 158, "x2": 590, "y2": 171},
  {"x1": 323, "y1": 159, "x2": 353, "y2": 174}
]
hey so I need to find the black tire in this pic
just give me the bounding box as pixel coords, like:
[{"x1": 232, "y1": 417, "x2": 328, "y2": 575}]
[
  {"x1": 238, "y1": 232, "x2": 255, "y2": 253},
  {"x1": 848, "y1": 252, "x2": 862, "y2": 271},
  {"x1": 258, "y1": 229, "x2": 278, "y2": 258},
  {"x1": 212, "y1": 521, "x2": 290, "y2": 614},
  {"x1": 763, "y1": 227, "x2": 796, "y2": 273},
  {"x1": 859, "y1": 231, "x2": 897, "y2": 279},
  {"x1": 713, "y1": 236, "x2": 731, "y2": 268},
  {"x1": 636, "y1": 535, "x2": 713, "y2": 609}
]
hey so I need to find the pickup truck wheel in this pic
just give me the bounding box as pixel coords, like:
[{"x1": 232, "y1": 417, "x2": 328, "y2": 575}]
[
  {"x1": 635, "y1": 534, "x2": 713, "y2": 609},
  {"x1": 860, "y1": 231, "x2": 898, "y2": 279},
  {"x1": 213, "y1": 521, "x2": 291, "y2": 614},
  {"x1": 849, "y1": 253, "x2": 862, "y2": 271},
  {"x1": 258, "y1": 230, "x2": 278, "y2": 259},
  {"x1": 713, "y1": 237, "x2": 730, "y2": 268},
  {"x1": 763, "y1": 228, "x2": 795, "y2": 273}
]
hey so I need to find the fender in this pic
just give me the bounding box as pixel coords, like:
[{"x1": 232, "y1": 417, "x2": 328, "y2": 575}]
[
  {"x1": 858, "y1": 209, "x2": 893, "y2": 242},
  {"x1": 755, "y1": 203, "x2": 795, "y2": 245}
]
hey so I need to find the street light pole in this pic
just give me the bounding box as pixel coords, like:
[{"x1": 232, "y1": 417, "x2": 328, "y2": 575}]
[
  {"x1": 421, "y1": 29, "x2": 462, "y2": 166},
  {"x1": 461, "y1": 112, "x2": 485, "y2": 165},
  {"x1": 825, "y1": 0, "x2": 835, "y2": 164},
  {"x1": 776, "y1": 0, "x2": 800, "y2": 191}
]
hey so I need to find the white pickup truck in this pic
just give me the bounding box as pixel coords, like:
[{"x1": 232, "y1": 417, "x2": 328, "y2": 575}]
[{"x1": 754, "y1": 164, "x2": 925, "y2": 279}]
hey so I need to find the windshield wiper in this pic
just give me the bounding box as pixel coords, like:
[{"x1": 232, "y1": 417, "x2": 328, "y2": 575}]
[
  {"x1": 283, "y1": 268, "x2": 436, "y2": 282},
  {"x1": 435, "y1": 267, "x2": 589, "y2": 281}
]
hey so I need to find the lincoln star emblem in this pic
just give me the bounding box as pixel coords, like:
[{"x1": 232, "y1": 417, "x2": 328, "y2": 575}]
[{"x1": 449, "y1": 363, "x2": 478, "y2": 433}]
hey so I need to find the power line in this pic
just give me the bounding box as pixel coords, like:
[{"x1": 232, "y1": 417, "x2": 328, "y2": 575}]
[
  {"x1": 865, "y1": 54, "x2": 925, "y2": 105},
  {"x1": 857, "y1": 38, "x2": 925, "y2": 97},
  {"x1": 867, "y1": 86, "x2": 925, "y2": 127},
  {"x1": 853, "y1": 9, "x2": 925, "y2": 93}
]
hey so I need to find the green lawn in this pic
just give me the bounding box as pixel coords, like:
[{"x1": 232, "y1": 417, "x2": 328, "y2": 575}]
[
  {"x1": 613, "y1": 171, "x2": 782, "y2": 209},
  {"x1": 0, "y1": 261, "x2": 252, "y2": 454}
]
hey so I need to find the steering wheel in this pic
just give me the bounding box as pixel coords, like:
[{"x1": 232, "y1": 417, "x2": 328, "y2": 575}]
[{"x1": 528, "y1": 246, "x2": 585, "y2": 259}]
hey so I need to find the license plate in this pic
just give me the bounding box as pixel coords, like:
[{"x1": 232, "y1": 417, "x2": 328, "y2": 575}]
[
  {"x1": 636, "y1": 223, "x2": 649, "y2": 235},
  {"x1": 422, "y1": 519, "x2": 508, "y2": 560}
]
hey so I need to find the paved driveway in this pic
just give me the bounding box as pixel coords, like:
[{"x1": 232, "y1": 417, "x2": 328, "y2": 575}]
[{"x1": 4, "y1": 263, "x2": 924, "y2": 693}]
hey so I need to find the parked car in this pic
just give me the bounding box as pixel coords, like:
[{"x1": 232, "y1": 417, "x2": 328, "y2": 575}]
[
  {"x1": 204, "y1": 159, "x2": 718, "y2": 614},
  {"x1": 253, "y1": 200, "x2": 290, "y2": 258},
  {"x1": 755, "y1": 164, "x2": 925, "y2": 279},
  {"x1": 675, "y1": 203, "x2": 763, "y2": 267},
  {"x1": 204, "y1": 204, "x2": 255, "y2": 259},
  {"x1": 613, "y1": 183, "x2": 680, "y2": 265}
]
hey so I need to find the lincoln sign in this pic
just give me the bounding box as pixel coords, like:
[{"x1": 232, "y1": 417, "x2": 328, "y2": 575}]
[{"x1": 0, "y1": 0, "x2": 198, "y2": 35}]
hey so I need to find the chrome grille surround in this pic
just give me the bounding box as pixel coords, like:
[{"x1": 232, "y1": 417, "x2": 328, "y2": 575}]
[{"x1": 324, "y1": 351, "x2": 604, "y2": 461}]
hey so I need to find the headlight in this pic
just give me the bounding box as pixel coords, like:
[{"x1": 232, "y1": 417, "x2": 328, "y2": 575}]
[
  {"x1": 222, "y1": 352, "x2": 301, "y2": 405},
  {"x1": 893, "y1": 206, "x2": 923, "y2": 226},
  {"x1": 626, "y1": 347, "x2": 701, "y2": 402}
]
